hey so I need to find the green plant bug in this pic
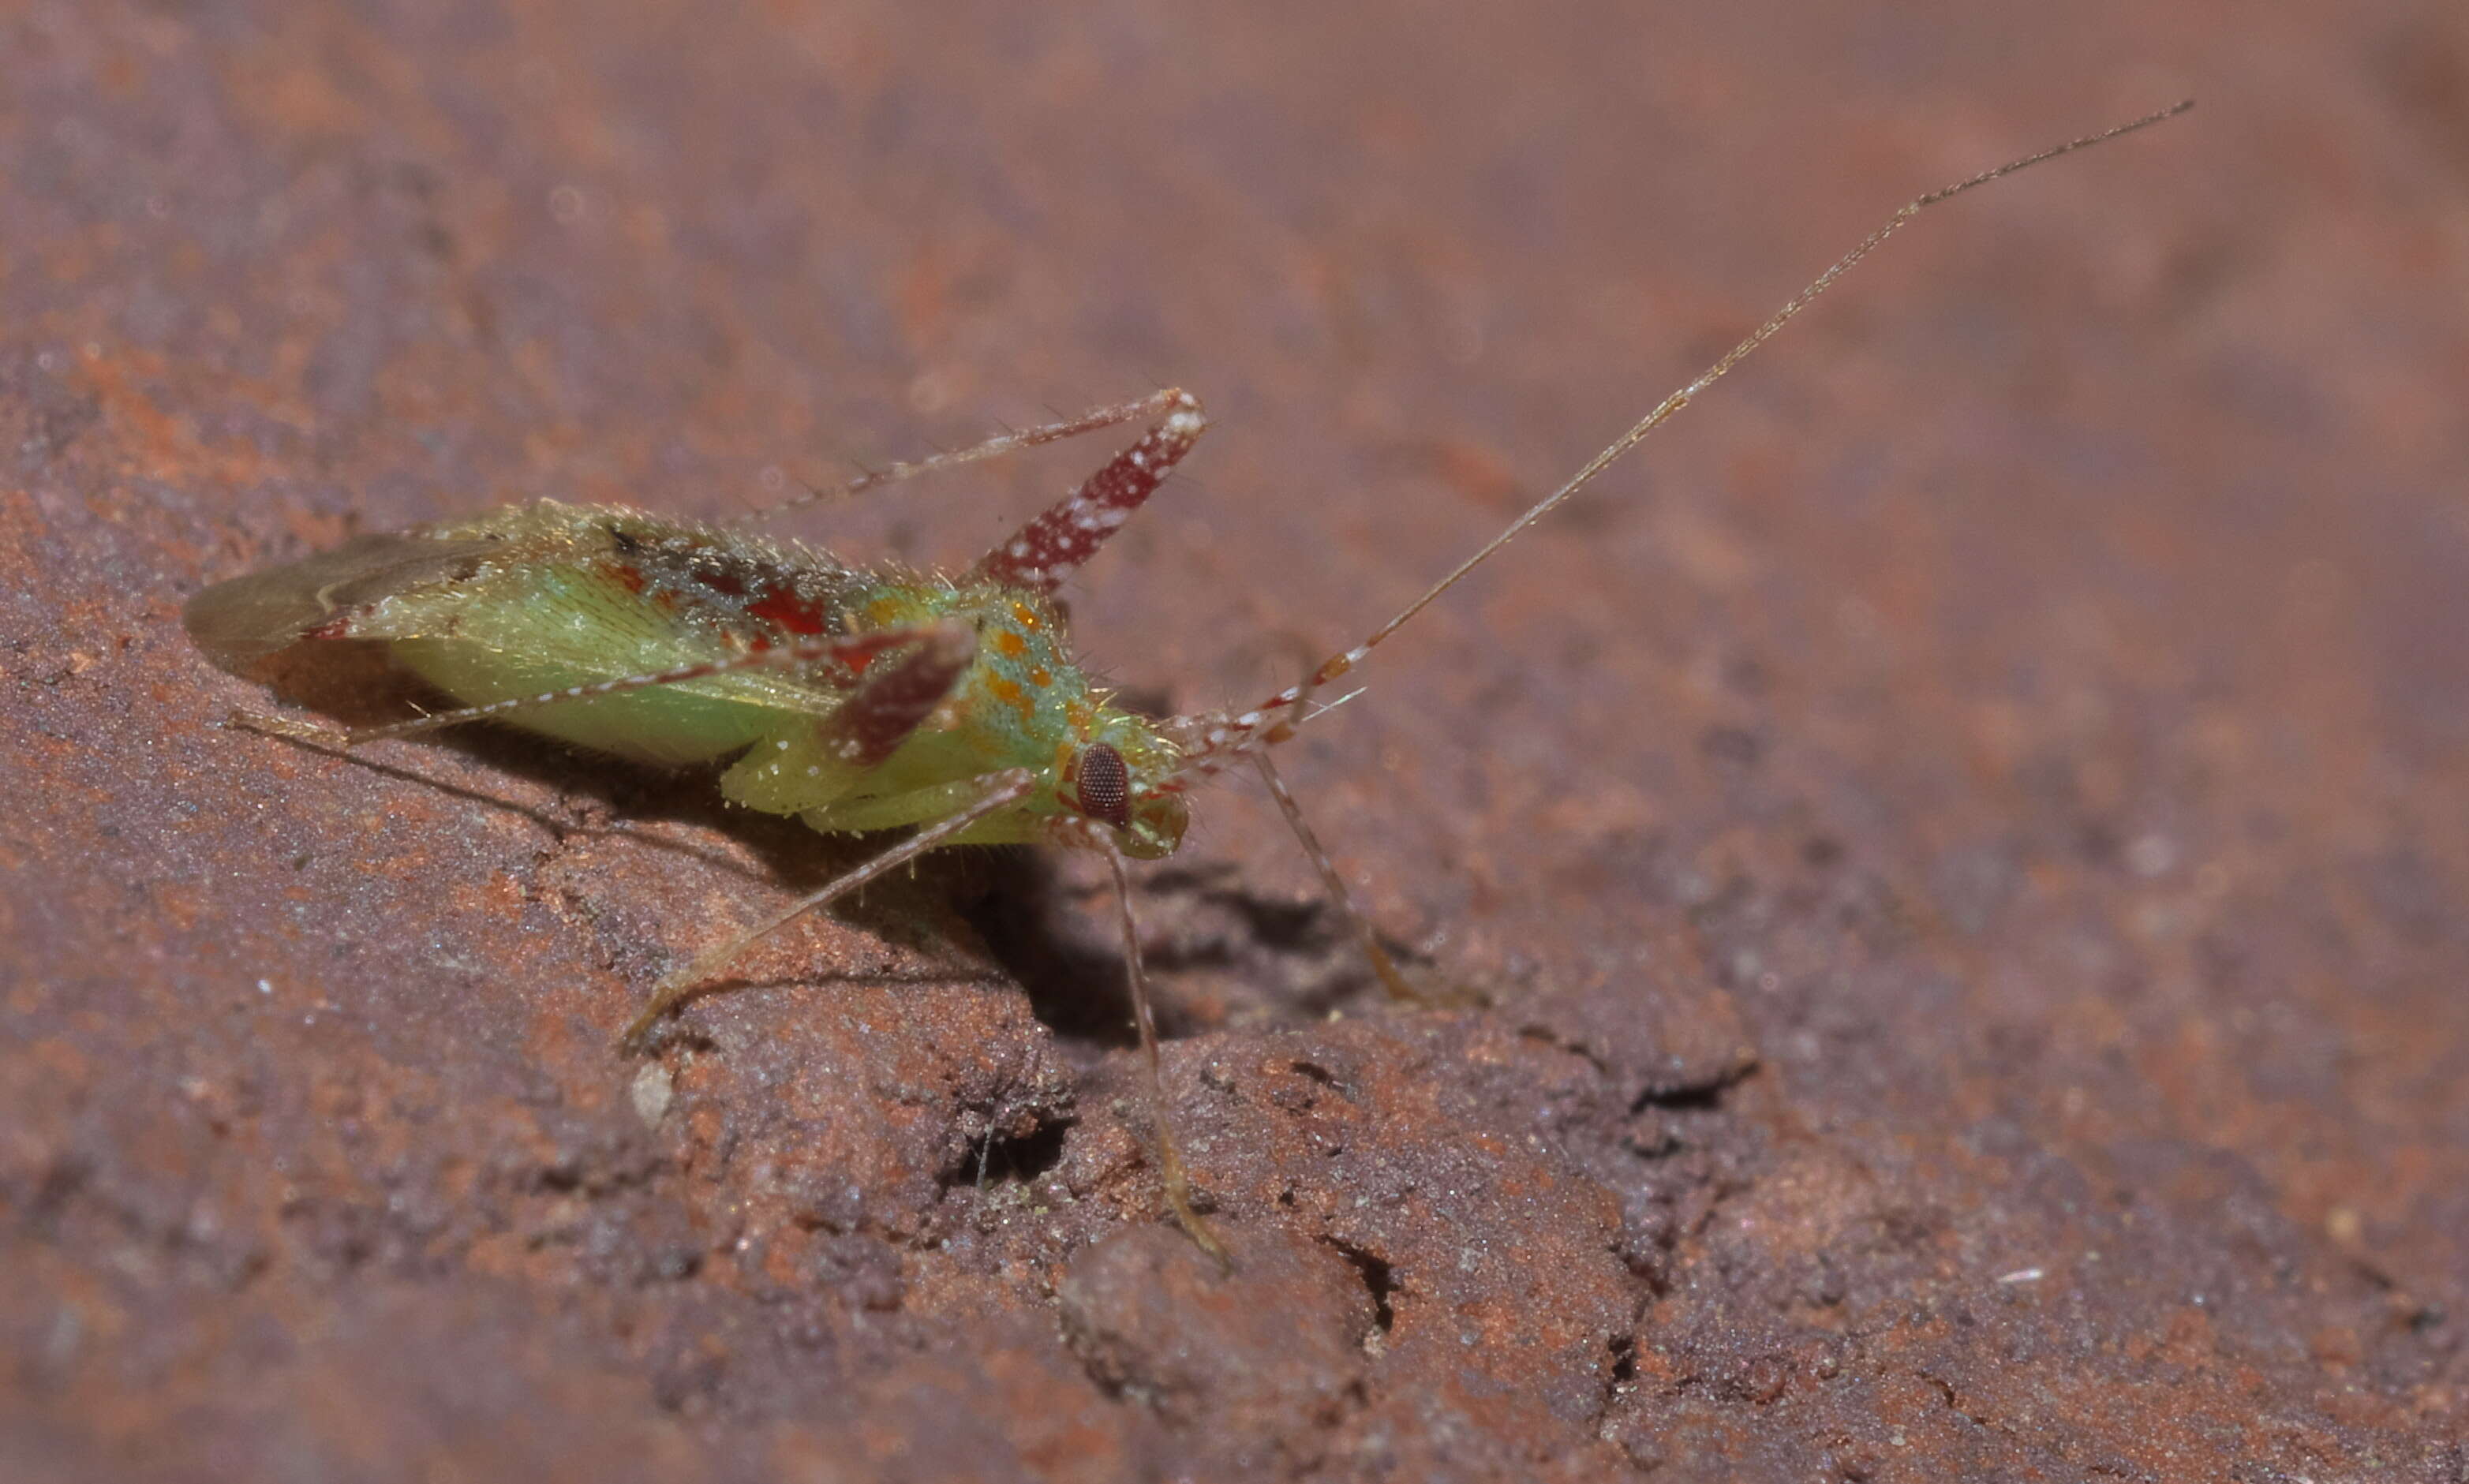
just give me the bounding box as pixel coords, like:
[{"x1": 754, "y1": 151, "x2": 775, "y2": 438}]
[{"x1": 184, "y1": 103, "x2": 2190, "y2": 1266}]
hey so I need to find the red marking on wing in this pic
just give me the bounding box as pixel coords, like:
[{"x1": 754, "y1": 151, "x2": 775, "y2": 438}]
[
  {"x1": 695, "y1": 567, "x2": 749, "y2": 598},
  {"x1": 747, "y1": 585, "x2": 829, "y2": 635},
  {"x1": 604, "y1": 562, "x2": 649, "y2": 596},
  {"x1": 829, "y1": 630, "x2": 921, "y2": 678}
]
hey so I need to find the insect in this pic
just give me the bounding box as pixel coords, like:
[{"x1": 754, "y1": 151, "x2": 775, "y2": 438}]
[{"x1": 184, "y1": 103, "x2": 2190, "y2": 1266}]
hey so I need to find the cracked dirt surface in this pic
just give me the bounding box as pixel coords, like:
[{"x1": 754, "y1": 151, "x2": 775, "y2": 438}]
[{"x1": 4, "y1": 2, "x2": 2465, "y2": 1480}]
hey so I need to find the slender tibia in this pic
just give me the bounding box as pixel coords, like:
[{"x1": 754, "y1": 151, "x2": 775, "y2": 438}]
[
  {"x1": 619, "y1": 767, "x2": 1038, "y2": 1050},
  {"x1": 1251, "y1": 752, "x2": 1431, "y2": 1004},
  {"x1": 1102, "y1": 838, "x2": 1233, "y2": 1270},
  {"x1": 728, "y1": 387, "x2": 1206, "y2": 527}
]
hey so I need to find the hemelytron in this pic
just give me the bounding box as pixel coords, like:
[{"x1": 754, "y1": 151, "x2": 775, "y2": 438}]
[{"x1": 184, "y1": 103, "x2": 2190, "y2": 1265}]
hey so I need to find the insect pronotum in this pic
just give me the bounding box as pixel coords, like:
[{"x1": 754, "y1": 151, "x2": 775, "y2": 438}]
[{"x1": 185, "y1": 102, "x2": 2191, "y2": 1266}]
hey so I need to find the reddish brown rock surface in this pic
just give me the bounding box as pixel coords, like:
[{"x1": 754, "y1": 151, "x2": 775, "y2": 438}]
[{"x1": 4, "y1": 2, "x2": 2463, "y2": 1479}]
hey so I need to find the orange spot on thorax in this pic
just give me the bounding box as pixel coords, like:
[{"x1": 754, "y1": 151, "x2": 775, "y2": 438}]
[{"x1": 987, "y1": 675, "x2": 1035, "y2": 720}]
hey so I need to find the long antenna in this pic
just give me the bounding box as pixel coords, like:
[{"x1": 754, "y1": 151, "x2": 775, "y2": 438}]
[{"x1": 1170, "y1": 99, "x2": 2194, "y2": 770}]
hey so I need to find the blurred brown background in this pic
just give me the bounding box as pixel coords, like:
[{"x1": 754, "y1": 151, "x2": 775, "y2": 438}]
[{"x1": 2, "y1": 2, "x2": 2462, "y2": 1479}]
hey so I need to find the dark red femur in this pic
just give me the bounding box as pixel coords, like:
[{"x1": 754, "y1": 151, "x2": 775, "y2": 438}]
[{"x1": 1076, "y1": 742, "x2": 1132, "y2": 828}]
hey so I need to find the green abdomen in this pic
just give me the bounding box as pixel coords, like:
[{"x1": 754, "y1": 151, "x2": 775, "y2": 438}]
[{"x1": 389, "y1": 636, "x2": 781, "y2": 768}]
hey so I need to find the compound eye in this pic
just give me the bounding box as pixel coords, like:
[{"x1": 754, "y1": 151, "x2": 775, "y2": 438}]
[{"x1": 1075, "y1": 742, "x2": 1132, "y2": 828}]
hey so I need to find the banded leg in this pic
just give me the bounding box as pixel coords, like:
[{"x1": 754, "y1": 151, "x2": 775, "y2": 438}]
[
  {"x1": 619, "y1": 766, "x2": 1038, "y2": 1049},
  {"x1": 967, "y1": 389, "x2": 1207, "y2": 594},
  {"x1": 730, "y1": 387, "x2": 1204, "y2": 527}
]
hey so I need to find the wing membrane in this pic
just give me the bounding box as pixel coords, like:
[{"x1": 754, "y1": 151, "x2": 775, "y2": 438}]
[{"x1": 184, "y1": 533, "x2": 503, "y2": 672}]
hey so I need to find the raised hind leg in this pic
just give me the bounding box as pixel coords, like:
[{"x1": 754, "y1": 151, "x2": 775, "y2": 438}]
[
  {"x1": 731, "y1": 387, "x2": 1204, "y2": 527},
  {"x1": 967, "y1": 389, "x2": 1208, "y2": 594}
]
